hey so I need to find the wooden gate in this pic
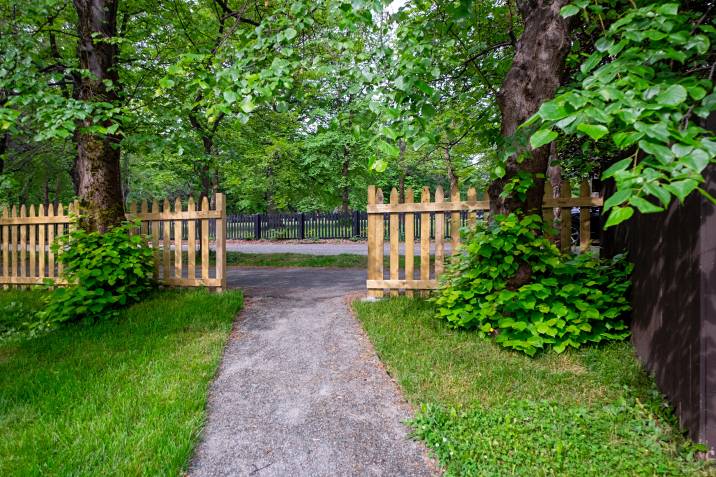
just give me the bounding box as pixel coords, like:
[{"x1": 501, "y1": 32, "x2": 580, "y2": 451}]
[
  {"x1": 366, "y1": 182, "x2": 603, "y2": 298},
  {"x1": 0, "y1": 194, "x2": 226, "y2": 290}
]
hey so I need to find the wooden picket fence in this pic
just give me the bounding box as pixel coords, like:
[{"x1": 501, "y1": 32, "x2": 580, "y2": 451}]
[
  {"x1": 366, "y1": 181, "x2": 603, "y2": 297},
  {"x1": 0, "y1": 193, "x2": 226, "y2": 290}
]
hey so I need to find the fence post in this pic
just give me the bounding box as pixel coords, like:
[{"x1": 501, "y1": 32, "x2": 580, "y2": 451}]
[
  {"x1": 253, "y1": 214, "x2": 261, "y2": 240},
  {"x1": 299, "y1": 212, "x2": 305, "y2": 240},
  {"x1": 352, "y1": 210, "x2": 360, "y2": 237},
  {"x1": 216, "y1": 193, "x2": 227, "y2": 291}
]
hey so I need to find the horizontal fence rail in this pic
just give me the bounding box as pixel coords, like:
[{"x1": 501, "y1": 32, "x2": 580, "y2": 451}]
[
  {"x1": 367, "y1": 181, "x2": 603, "y2": 298},
  {"x1": 0, "y1": 194, "x2": 226, "y2": 290}
]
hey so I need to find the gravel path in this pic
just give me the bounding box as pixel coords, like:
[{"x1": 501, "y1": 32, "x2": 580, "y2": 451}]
[
  {"x1": 189, "y1": 268, "x2": 434, "y2": 477},
  {"x1": 227, "y1": 241, "x2": 452, "y2": 256}
]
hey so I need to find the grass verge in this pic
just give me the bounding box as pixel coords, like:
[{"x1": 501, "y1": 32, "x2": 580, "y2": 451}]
[
  {"x1": 353, "y1": 297, "x2": 711, "y2": 476},
  {"x1": 223, "y1": 251, "x2": 435, "y2": 269},
  {"x1": 0, "y1": 289, "x2": 243, "y2": 476}
]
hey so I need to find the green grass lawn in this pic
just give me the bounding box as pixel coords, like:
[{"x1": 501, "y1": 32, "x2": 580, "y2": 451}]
[
  {"x1": 0, "y1": 289, "x2": 243, "y2": 476},
  {"x1": 353, "y1": 297, "x2": 712, "y2": 476}
]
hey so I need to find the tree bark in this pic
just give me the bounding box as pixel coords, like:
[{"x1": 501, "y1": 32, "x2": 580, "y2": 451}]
[
  {"x1": 488, "y1": 0, "x2": 571, "y2": 216},
  {"x1": 73, "y1": 0, "x2": 125, "y2": 232},
  {"x1": 444, "y1": 147, "x2": 459, "y2": 192}
]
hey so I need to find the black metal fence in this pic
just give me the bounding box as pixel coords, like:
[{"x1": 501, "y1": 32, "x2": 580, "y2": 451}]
[{"x1": 226, "y1": 211, "x2": 490, "y2": 240}]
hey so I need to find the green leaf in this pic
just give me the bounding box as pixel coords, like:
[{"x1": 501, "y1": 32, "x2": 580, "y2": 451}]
[
  {"x1": 681, "y1": 148, "x2": 710, "y2": 172},
  {"x1": 159, "y1": 77, "x2": 174, "y2": 89},
  {"x1": 537, "y1": 102, "x2": 569, "y2": 121},
  {"x1": 605, "y1": 206, "x2": 634, "y2": 228},
  {"x1": 576, "y1": 123, "x2": 608, "y2": 140},
  {"x1": 629, "y1": 196, "x2": 663, "y2": 213},
  {"x1": 412, "y1": 137, "x2": 430, "y2": 151},
  {"x1": 494, "y1": 164, "x2": 506, "y2": 178},
  {"x1": 656, "y1": 84, "x2": 687, "y2": 106},
  {"x1": 612, "y1": 131, "x2": 643, "y2": 148},
  {"x1": 559, "y1": 4, "x2": 580, "y2": 17},
  {"x1": 284, "y1": 27, "x2": 298, "y2": 40},
  {"x1": 240, "y1": 95, "x2": 257, "y2": 113},
  {"x1": 665, "y1": 179, "x2": 699, "y2": 203},
  {"x1": 639, "y1": 140, "x2": 674, "y2": 164},
  {"x1": 657, "y1": 3, "x2": 679, "y2": 15},
  {"x1": 223, "y1": 90, "x2": 237, "y2": 104},
  {"x1": 603, "y1": 188, "x2": 630, "y2": 212},
  {"x1": 529, "y1": 129, "x2": 558, "y2": 149},
  {"x1": 601, "y1": 158, "x2": 632, "y2": 179},
  {"x1": 580, "y1": 52, "x2": 603, "y2": 75}
]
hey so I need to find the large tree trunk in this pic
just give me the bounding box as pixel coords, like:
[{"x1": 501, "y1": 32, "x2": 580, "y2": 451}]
[
  {"x1": 488, "y1": 0, "x2": 571, "y2": 216},
  {"x1": 73, "y1": 0, "x2": 125, "y2": 232}
]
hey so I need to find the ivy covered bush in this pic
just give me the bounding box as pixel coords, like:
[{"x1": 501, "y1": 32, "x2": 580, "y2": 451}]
[
  {"x1": 435, "y1": 214, "x2": 632, "y2": 356},
  {"x1": 39, "y1": 221, "x2": 155, "y2": 326}
]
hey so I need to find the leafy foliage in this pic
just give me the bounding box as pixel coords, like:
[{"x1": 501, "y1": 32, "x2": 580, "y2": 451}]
[
  {"x1": 435, "y1": 214, "x2": 632, "y2": 356},
  {"x1": 411, "y1": 399, "x2": 709, "y2": 476},
  {"x1": 40, "y1": 221, "x2": 155, "y2": 325},
  {"x1": 528, "y1": 1, "x2": 716, "y2": 227}
]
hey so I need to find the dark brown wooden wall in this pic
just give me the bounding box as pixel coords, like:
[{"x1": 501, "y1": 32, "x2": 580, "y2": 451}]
[{"x1": 605, "y1": 163, "x2": 716, "y2": 450}]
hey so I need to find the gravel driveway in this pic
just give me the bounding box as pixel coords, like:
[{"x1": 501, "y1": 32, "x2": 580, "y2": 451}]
[{"x1": 188, "y1": 267, "x2": 434, "y2": 477}]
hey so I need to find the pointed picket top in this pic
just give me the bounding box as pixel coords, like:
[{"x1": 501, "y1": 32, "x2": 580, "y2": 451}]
[
  {"x1": 421, "y1": 186, "x2": 430, "y2": 204},
  {"x1": 37, "y1": 203, "x2": 45, "y2": 217},
  {"x1": 435, "y1": 185, "x2": 444, "y2": 202},
  {"x1": 187, "y1": 196, "x2": 196, "y2": 212},
  {"x1": 579, "y1": 180, "x2": 590, "y2": 198},
  {"x1": 11, "y1": 205, "x2": 16, "y2": 218},
  {"x1": 129, "y1": 201, "x2": 137, "y2": 215},
  {"x1": 57, "y1": 203, "x2": 64, "y2": 216},
  {"x1": 163, "y1": 198, "x2": 171, "y2": 214},
  {"x1": 561, "y1": 180, "x2": 571, "y2": 198},
  {"x1": 1, "y1": 206, "x2": 7, "y2": 218},
  {"x1": 390, "y1": 187, "x2": 399, "y2": 204},
  {"x1": 174, "y1": 197, "x2": 182, "y2": 214},
  {"x1": 140, "y1": 199, "x2": 148, "y2": 213},
  {"x1": 405, "y1": 187, "x2": 414, "y2": 204},
  {"x1": 543, "y1": 182, "x2": 554, "y2": 200},
  {"x1": 29, "y1": 204, "x2": 35, "y2": 218},
  {"x1": 467, "y1": 187, "x2": 477, "y2": 201},
  {"x1": 367, "y1": 185, "x2": 376, "y2": 205},
  {"x1": 376, "y1": 187, "x2": 384, "y2": 204},
  {"x1": 200, "y1": 196, "x2": 209, "y2": 212},
  {"x1": 450, "y1": 184, "x2": 460, "y2": 203},
  {"x1": 19, "y1": 204, "x2": 26, "y2": 218},
  {"x1": 152, "y1": 199, "x2": 159, "y2": 214}
]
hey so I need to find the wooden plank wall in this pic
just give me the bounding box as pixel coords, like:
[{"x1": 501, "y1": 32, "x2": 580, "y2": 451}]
[
  {"x1": 0, "y1": 193, "x2": 227, "y2": 290},
  {"x1": 366, "y1": 182, "x2": 602, "y2": 296}
]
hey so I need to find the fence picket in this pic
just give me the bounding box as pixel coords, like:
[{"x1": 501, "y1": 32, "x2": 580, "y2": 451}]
[
  {"x1": 201, "y1": 196, "x2": 210, "y2": 282},
  {"x1": 19, "y1": 205, "x2": 26, "y2": 278},
  {"x1": 174, "y1": 198, "x2": 182, "y2": 279},
  {"x1": 467, "y1": 187, "x2": 477, "y2": 229},
  {"x1": 29, "y1": 205, "x2": 36, "y2": 278},
  {"x1": 9, "y1": 206, "x2": 16, "y2": 278},
  {"x1": 389, "y1": 188, "x2": 399, "y2": 297},
  {"x1": 2, "y1": 207, "x2": 8, "y2": 281},
  {"x1": 162, "y1": 199, "x2": 171, "y2": 280},
  {"x1": 37, "y1": 205, "x2": 45, "y2": 279},
  {"x1": 47, "y1": 205, "x2": 54, "y2": 279},
  {"x1": 404, "y1": 189, "x2": 415, "y2": 297},
  {"x1": 187, "y1": 197, "x2": 196, "y2": 280},
  {"x1": 560, "y1": 181, "x2": 572, "y2": 253},
  {"x1": 450, "y1": 185, "x2": 460, "y2": 255},
  {"x1": 216, "y1": 193, "x2": 227, "y2": 290},
  {"x1": 56, "y1": 204, "x2": 65, "y2": 277},
  {"x1": 543, "y1": 182, "x2": 554, "y2": 238},
  {"x1": 434, "y1": 186, "x2": 445, "y2": 279},
  {"x1": 151, "y1": 200, "x2": 159, "y2": 280},
  {"x1": 579, "y1": 181, "x2": 591, "y2": 252},
  {"x1": 420, "y1": 187, "x2": 431, "y2": 298},
  {"x1": 374, "y1": 189, "x2": 385, "y2": 298}
]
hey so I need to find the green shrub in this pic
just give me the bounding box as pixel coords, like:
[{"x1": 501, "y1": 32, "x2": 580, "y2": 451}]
[
  {"x1": 435, "y1": 213, "x2": 632, "y2": 356},
  {"x1": 411, "y1": 400, "x2": 708, "y2": 476},
  {"x1": 40, "y1": 221, "x2": 155, "y2": 325}
]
